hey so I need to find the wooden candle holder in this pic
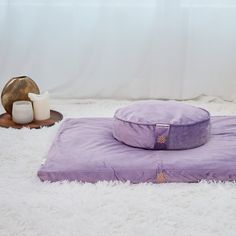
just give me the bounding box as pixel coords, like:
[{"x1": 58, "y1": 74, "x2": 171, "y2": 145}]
[{"x1": 0, "y1": 110, "x2": 63, "y2": 129}]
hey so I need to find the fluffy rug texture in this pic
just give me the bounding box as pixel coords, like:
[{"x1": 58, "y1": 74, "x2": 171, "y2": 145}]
[{"x1": 1, "y1": 96, "x2": 236, "y2": 236}]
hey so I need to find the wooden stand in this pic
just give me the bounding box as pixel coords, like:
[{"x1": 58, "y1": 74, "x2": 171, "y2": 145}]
[{"x1": 0, "y1": 110, "x2": 63, "y2": 129}]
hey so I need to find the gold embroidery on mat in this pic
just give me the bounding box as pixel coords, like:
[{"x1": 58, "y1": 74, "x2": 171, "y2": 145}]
[{"x1": 156, "y1": 172, "x2": 167, "y2": 183}]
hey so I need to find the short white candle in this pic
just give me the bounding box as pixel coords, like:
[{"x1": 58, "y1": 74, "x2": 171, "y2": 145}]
[
  {"x1": 12, "y1": 101, "x2": 34, "y2": 124},
  {"x1": 28, "y1": 91, "x2": 50, "y2": 121}
]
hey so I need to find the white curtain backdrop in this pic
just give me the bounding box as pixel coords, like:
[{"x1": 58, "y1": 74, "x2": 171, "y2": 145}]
[{"x1": 0, "y1": 0, "x2": 236, "y2": 100}]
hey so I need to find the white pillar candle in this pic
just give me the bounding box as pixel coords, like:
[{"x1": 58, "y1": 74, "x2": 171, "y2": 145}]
[
  {"x1": 12, "y1": 101, "x2": 34, "y2": 124},
  {"x1": 28, "y1": 91, "x2": 50, "y2": 121}
]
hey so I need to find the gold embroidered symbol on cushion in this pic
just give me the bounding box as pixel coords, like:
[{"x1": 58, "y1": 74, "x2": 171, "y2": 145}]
[{"x1": 157, "y1": 135, "x2": 166, "y2": 144}]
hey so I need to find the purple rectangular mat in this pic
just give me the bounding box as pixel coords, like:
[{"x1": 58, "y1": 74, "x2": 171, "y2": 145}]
[{"x1": 38, "y1": 117, "x2": 236, "y2": 183}]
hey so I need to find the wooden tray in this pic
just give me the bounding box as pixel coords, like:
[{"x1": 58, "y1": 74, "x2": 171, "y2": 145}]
[{"x1": 0, "y1": 110, "x2": 63, "y2": 129}]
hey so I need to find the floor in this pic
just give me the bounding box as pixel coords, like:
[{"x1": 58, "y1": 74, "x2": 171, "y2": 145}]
[{"x1": 1, "y1": 96, "x2": 236, "y2": 236}]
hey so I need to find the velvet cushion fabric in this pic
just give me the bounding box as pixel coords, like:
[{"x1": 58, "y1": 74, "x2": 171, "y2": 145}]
[
  {"x1": 38, "y1": 116, "x2": 236, "y2": 183},
  {"x1": 113, "y1": 101, "x2": 210, "y2": 150}
]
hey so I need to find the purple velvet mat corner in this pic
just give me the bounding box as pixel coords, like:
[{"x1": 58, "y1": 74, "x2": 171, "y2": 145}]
[{"x1": 38, "y1": 116, "x2": 236, "y2": 183}]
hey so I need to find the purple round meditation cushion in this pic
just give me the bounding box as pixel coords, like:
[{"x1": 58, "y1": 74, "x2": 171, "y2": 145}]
[{"x1": 113, "y1": 101, "x2": 211, "y2": 150}]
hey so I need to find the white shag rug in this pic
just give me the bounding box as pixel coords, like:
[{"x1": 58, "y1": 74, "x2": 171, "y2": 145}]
[{"x1": 1, "y1": 96, "x2": 236, "y2": 236}]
